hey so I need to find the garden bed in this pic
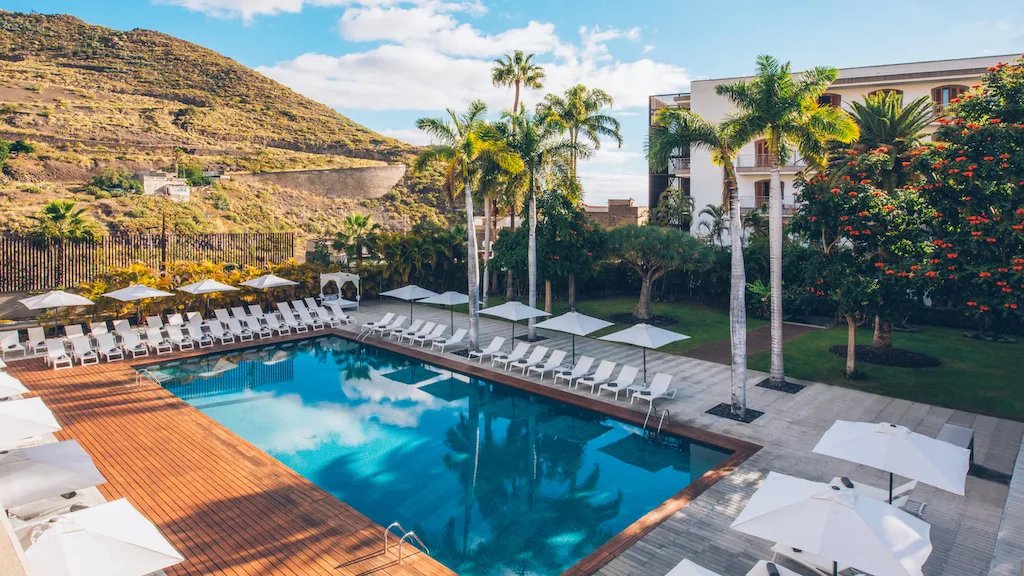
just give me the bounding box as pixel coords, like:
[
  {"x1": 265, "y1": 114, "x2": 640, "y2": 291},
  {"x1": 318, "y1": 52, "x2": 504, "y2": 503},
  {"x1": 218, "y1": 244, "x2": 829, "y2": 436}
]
[{"x1": 827, "y1": 344, "x2": 941, "y2": 368}]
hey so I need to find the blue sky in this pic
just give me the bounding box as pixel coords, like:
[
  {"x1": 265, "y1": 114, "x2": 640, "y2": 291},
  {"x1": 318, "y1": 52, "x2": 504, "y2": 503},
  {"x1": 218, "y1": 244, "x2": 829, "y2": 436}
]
[{"x1": 5, "y1": 0, "x2": 1023, "y2": 204}]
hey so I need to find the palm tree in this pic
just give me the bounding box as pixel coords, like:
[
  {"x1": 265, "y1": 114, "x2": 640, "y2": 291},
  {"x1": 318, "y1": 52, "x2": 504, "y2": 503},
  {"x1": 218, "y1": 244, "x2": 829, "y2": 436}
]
[
  {"x1": 647, "y1": 108, "x2": 750, "y2": 417},
  {"x1": 537, "y1": 85, "x2": 621, "y2": 201},
  {"x1": 333, "y1": 212, "x2": 380, "y2": 265},
  {"x1": 415, "y1": 100, "x2": 524, "y2": 348},
  {"x1": 28, "y1": 200, "x2": 96, "y2": 240},
  {"x1": 847, "y1": 91, "x2": 934, "y2": 191},
  {"x1": 697, "y1": 204, "x2": 727, "y2": 247},
  {"x1": 717, "y1": 55, "x2": 858, "y2": 388},
  {"x1": 497, "y1": 108, "x2": 583, "y2": 339}
]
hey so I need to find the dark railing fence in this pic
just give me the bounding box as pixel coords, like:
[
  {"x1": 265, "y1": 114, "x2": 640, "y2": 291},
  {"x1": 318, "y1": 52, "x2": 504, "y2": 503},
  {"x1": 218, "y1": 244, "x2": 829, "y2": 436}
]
[{"x1": 0, "y1": 233, "x2": 295, "y2": 292}]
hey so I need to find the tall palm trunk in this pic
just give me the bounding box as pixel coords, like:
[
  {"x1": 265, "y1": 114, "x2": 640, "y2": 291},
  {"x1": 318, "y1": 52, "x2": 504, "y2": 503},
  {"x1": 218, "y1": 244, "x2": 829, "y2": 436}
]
[
  {"x1": 505, "y1": 205, "x2": 516, "y2": 300},
  {"x1": 768, "y1": 137, "x2": 785, "y2": 386},
  {"x1": 845, "y1": 314, "x2": 857, "y2": 376},
  {"x1": 726, "y1": 165, "x2": 747, "y2": 418},
  {"x1": 465, "y1": 176, "x2": 480, "y2": 349},
  {"x1": 482, "y1": 197, "x2": 491, "y2": 307},
  {"x1": 527, "y1": 181, "x2": 538, "y2": 340}
]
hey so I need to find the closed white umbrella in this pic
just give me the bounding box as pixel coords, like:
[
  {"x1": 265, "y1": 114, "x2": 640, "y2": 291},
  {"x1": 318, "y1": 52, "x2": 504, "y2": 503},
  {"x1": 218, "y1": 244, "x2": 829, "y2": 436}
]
[
  {"x1": 418, "y1": 291, "x2": 469, "y2": 329},
  {"x1": 479, "y1": 301, "x2": 551, "y2": 343},
  {"x1": 103, "y1": 285, "x2": 175, "y2": 324},
  {"x1": 534, "y1": 311, "x2": 613, "y2": 363},
  {"x1": 380, "y1": 285, "x2": 439, "y2": 320},
  {"x1": 22, "y1": 498, "x2": 184, "y2": 576},
  {"x1": 0, "y1": 372, "x2": 30, "y2": 399},
  {"x1": 178, "y1": 279, "x2": 238, "y2": 317},
  {"x1": 599, "y1": 323, "x2": 690, "y2": 382},
  {"x1": 0, "y1": 440, "x2": 106, "y2": 509},
  {"x1": 240, "y1": 274, "x2": 298, "y2": 290},
  {"x1": 813, "y1": 421, "x2": 971, "y2": 502},
  {"x1": 20, "y1": 291, "x2": 94, "y2": 336},
  {"x1": 666, "y1": 559, "x2": 724, "y2": 576},
  {"x1": 730, "y1": 471, "x2": 932, "y2": 576},
  {"x1": 0, "y1": 397, "x2": 62, "y2": 449}
]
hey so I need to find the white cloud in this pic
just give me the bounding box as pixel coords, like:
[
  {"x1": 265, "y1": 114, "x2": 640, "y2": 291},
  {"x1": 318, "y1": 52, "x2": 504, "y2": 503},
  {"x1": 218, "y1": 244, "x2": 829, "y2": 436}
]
[
  {"x1": 161, "y1": 0, "x2": 486, "y2": 22},
  {"x1": 577, "y1": 172, "x2": 647, "y2": 206},
  {"x1": 643, "y1": 44, "x2": 655, "y2": 54},
  {"x1": 379, "y1": 128, "x2": 436, "y2": 145}
]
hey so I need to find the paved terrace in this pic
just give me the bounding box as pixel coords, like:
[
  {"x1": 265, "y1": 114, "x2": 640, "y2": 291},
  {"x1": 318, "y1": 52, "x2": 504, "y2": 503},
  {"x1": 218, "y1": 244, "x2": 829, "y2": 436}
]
[{"x1": 344, "y1": 301, "x2": 1023, "y2": 576}]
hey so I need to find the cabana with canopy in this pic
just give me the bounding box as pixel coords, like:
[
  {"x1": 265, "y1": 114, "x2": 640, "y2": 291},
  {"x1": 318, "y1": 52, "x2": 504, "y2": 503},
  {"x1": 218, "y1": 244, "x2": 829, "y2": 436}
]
[{"x1": 320, "y1": 272, "x2": 361, "y2": 307}]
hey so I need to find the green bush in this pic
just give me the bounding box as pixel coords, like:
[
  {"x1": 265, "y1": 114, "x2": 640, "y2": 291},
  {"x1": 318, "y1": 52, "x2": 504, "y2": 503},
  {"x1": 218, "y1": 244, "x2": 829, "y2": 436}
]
[
  {"x1": 89, "y1": 168, "x2": 141, "y2": 194},
  {"x1": 209, "y1": 191, "x2": 231, "y2": 211}
]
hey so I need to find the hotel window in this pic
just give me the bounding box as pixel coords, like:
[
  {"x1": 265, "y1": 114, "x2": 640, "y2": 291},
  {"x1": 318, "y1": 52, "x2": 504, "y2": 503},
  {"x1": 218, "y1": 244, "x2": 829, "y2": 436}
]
[
  {"x1": 818, "y1": 93, "x2": 841, "y2": 108},
  {"x1": 753, "y1": 180, "x2": 784, "y2": 208},
  {"x1": 754, "y1": 139, "x2": 769, "y2": 166},
  {"x1": 931, "y1": 85, "x2": 969, "y2": 114}
]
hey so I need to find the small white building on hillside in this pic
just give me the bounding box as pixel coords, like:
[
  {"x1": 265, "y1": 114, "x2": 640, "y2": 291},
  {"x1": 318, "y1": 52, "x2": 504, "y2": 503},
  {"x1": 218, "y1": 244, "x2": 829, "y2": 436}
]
[{"x1": 136, "y1": 170, "x2": 191, "y2": 202}]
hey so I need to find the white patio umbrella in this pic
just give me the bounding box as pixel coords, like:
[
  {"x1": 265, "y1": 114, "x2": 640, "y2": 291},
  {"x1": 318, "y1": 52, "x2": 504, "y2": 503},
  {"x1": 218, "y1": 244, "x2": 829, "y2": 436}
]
[
  {"x1": 418, "y1": 291, "x2": 469, "y2": 329},
  {"x1": 730, "y1": 471, "x2": 932, "y2": 576},
  {"x1": 22, "y1": 498, "x2": 185, "y2": 576},
  {"x1": 479, "y1": 301, "x2": 551, "y2": 342},
  {"x1": 534, "y1": 311, "x2": 613, "y2": 363},
  {"x1": 380, "y1": 285, "x2": 439, "y2": 321},
  {"x1": 240, "y1": 274, "x2": 298, "y2": 290},
  {"x1": 599, "y1": 323, "x2": 690, "y2": 382},
  {"x1": 102, "y1": 285, "x2": 175, "y2": 324},
  {"x1": 177, "y1": 279, "x2": 239, "y2": 317},
  {"x1": 813, "y1": 421, "x2": 971, "y2": 503},
  {"x1": 0, "y1": 439, "x2": 106, "y2": 509},
  {"x1": 20, "y1": 290, "x2": 94, "y2": 336},
  {"x1": 666, "y1": 559, "x2": 724, "y2": 576},
  {"x1": 0, "y1": 371, "x2": 30, "y2": 399},
  {"x1": 0, "y1": 397, "x2": 62, "y2": 449}
]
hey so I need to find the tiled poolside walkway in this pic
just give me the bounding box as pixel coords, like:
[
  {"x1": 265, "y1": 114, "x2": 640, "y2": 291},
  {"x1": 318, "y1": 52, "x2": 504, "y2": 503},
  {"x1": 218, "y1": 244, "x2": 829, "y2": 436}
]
[{"x1": 345, "y1": 301, "x2": 1023, "y2": 576}]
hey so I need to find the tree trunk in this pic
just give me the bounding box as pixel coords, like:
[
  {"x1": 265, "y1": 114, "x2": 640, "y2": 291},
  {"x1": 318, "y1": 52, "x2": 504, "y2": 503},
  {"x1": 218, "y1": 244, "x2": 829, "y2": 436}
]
[
  {"x1": 768, "y1": 143, "x2": 786, "y2": 386},
  {"x1": 568, "y1": 274, "x2": 576, "y2": 311},
  {"x1": 544, "y1": 280, "x2": 552, "y2": 313},
  {"x1": 464, "y1": 176, "x2": 480, "y2": 349},
  {"x1": 634, "y1": 276, "x2": 653, "y2": 320},
  {"x1": 506, "y1": 206, "x2": 515, "y2": 301},
  {"x1": 481, "y1": 197, "x2": 491, "y2": 307},
  {"x1": 873, "y1": 316, "x2": 893, "y2": 349},
  {"x1": 528, "y1": 188, "x2": 538, "y2": 340},
  {"x1": 491, "y1": 207, "x2": 498, "y2": 291},
  {"x1": 727, "y1": 168, "x2": 747, "y2": 419},
  {"x1": 845, "y1": 314, "x2": 857, "y2": 377}
]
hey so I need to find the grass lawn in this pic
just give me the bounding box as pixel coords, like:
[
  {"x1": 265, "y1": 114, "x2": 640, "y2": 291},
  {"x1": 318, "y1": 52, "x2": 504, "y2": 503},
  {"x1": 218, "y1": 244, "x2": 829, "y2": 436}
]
[
  {"x1": 448, "y1": 295, "x2": 766, "y2": 353},
  {"x1": 748, "y1": 325, "x2": 1024, "y2": 421}
]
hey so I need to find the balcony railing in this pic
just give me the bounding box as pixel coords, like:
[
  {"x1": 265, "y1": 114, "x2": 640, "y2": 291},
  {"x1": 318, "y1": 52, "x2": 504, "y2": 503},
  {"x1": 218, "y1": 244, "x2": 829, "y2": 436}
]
[
  {"x1": 734, "y1": 154, "x2": 808, "y2": 172},
  {"x1": 738, "y1": 196, "x2": 797, "y2": 213},
  {"x1": 669, "y1": 156, "x2": 691, "y2": 172}
]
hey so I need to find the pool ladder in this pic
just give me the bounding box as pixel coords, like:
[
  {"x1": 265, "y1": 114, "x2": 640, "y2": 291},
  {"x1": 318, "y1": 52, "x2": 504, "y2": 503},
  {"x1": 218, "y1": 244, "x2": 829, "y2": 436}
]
[
  {"x1": 643, "y1": 403, "x2": 669, "y2": 443},
  {"x1": 384, "y1": 522, "x2": 430, "y2": 564},
  {"x1": 135, "y1": 368, "x2": 161, "y2": 388}
]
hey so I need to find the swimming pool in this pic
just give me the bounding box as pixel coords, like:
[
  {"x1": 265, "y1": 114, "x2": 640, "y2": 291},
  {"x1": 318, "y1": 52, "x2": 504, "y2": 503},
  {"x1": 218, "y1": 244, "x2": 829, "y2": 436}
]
[{"x1": 148, "y1": 336, "x2": 731, "y2": 575}]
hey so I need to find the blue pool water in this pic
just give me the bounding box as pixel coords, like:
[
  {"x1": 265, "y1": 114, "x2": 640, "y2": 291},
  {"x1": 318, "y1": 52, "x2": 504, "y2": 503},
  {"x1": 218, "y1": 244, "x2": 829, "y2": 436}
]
[{"x1": 148, "y1": 336, "x2": 730, "y2": 575}]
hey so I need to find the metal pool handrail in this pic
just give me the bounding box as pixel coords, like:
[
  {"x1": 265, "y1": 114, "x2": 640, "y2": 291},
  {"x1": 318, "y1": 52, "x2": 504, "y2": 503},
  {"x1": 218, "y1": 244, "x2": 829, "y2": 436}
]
[{"x1": 384, "y1": 521, "x2": 430, "y2": 564}]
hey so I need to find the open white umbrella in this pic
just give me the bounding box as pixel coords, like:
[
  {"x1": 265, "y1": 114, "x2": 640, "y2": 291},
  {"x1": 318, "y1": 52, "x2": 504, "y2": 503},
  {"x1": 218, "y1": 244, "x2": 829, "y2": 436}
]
[
  {"x1": 0, "y1": 440, "x2": 106, "y2": 509},
  {"x1": 0, "y1": 372, "x2": 30, "y2": 399},
  {"x1": 599, "y1": 323, "x2": 689, "y2": 382},
  {"x1": 20, "y1": 291, "x2": 94, "y2": 336},
  {"x1": 103, "y1": 285, "x2": 175, "y2": 324},
  {"x1": 418, "y1": 291, "x2": 469, "y2": 329},
  {"x1": 730, "y1": 471, "x2": 932, "y2": 576},
  {"x1": 22, "y1": 498, "x2": 185, "y2": 576},
  {"x1": 479, "y1": 301, "x2": 551, "y2": 342},
  {"x1": 534, "y1": 311, "x2": 613, "y2": 363},
  {"x1": 813, "y1": 421, "x2": 971, "y2": 502},
  {"x1": 240, "y1": 274, "x2": 298, "y2": 290},
  {"x1": 178, "y1": 279, "x2": 238, "y2": 317},
  {"x1": 666, "y1": 559, "x2": 724, "y2": 576},
  {"x1": 0, "y1": 397, "x2": 62, "y2": 449},
  {"x1": 380, "y1": 285, "x2": 439, "y2": 320}
]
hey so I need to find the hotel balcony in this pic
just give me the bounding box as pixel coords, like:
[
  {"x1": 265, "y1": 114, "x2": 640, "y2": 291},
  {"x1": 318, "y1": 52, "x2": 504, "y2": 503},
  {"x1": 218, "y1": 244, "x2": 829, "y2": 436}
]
[
  {"x1": 738, "y1": 196, "x2": 798, "y2": 215},
  {"x1": 669, "y1": 155, "x2": 690, "y2": 174},
  {"x1": 734, "y1": 154, "x2": 808, "y2": 174}
]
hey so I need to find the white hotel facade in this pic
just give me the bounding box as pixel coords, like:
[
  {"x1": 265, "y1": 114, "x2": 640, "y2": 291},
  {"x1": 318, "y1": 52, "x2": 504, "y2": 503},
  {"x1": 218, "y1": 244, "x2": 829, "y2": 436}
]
[{"x1": 648, "y1": 54, "x2": 1018, "y2": 234}]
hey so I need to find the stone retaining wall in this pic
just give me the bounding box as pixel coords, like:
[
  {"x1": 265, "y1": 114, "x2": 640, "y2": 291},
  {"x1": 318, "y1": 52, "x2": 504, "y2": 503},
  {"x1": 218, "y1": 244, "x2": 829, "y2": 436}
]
[{"x1": 235, "y1": 165, "x2": 406, "y2": 199}]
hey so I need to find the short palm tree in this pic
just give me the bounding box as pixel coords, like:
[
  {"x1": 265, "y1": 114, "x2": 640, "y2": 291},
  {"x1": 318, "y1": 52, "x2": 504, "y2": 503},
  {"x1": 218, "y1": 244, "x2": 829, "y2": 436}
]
[
  {"x1": 847, "y1": 91, "x2": 934, "y2": 190},
  {"x1": 697, "y1": 204, "x2": 727, "y2": 247},
  {"x1": 28, "y1": 200, "x2": 95, "y2": 240},
  {"x1": 537, "y1": 85, "x2": 621, "y2": 202},
  {"x1": 647, "y1": 108, "x2": 751, "y2": 417},
  {"x1": 334, "y1": 212, "x2": 380, "y2": 265},
  {"x1": 415, "y1": 100, "x2": 524, "y2": 348},
  {"x1": 717, "y1": 55, "x2": 858, "y2": 388}
]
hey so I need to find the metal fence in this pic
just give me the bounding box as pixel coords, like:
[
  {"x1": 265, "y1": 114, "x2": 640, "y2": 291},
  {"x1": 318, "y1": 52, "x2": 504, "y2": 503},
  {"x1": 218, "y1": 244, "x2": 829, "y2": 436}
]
[{"x1": 0, "y1": 232, "x2": 295, "y2": 292}]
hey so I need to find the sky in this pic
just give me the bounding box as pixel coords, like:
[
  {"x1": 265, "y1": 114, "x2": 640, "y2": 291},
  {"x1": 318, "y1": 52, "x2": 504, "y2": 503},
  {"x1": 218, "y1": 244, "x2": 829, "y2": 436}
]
[{"x1": 5, "y1": 0, "x2": 1024, "y2": 205}]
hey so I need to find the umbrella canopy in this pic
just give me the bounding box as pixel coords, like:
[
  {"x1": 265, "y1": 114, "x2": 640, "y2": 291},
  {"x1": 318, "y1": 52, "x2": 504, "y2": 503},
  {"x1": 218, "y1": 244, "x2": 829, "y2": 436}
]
[
  {"x1": 534, "y1": 311, "x2": 613, "y2": 363},
  {"x1": 240, "y1": 274, "x2": 298, "y2": 289},
  {"x1": 0, "y1": 440, "x2": 106, "y2": 509},
  {"x1": 537, "y1": 415, "x2": 612, "y2": 444},
  {"x1": 380, "y1": 285, "x2": 439, "y2": 320},
  {"x1": 177, "y1": 279, "x2": 238, "y2": 295},
  {"x1": 813, "y1": 421, "x2": 971, "y2": 500},
  {"x1": 479, "y1": 301, "x2": 551, "y2": 342},
  {"x1": 19, "y1": 291, "x2": 94, "y2": 310},
  {"x1": 599, "y1": 324, "x2": 690, "y2": 382},
  {"x1": 0, "y1": 398, "x2": 62, "y2": 449},
  {"x1": 666, "y1": 559, "x2": 725, "y2": 576},
  {"x1": 22, "y1": 498, "x2": 184, "y2": 576},
  {"x1": 598, "y1": 433, "x2": 682, "y2": 473},
  {"x1": 730, "y1": 472, "x2": 932, "y2": 576},
  {"x1": 418, "y1": 291, "x2": 469, "y2": 329},
  {"x1": 0, "y1": 372, "x2": 30, "y2": 399},
  {"x1": 101, "y1": 285, "x2": 174, "y2": 302}
]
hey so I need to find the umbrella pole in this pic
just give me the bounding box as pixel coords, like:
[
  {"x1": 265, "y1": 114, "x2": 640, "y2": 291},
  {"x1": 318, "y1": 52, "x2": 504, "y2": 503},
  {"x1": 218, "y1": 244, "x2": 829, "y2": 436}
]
[
  {"x1": 572, "y1": 334, "x2": 576, "y2": 365},
  {"x1": 889, "y1": 472, "x2": 894, "y2": 504},
  {"x1": 512, "y1": 322, "x2": 515, "y2": 343},
  {"x1": 450, "y1": 306, "x2": 454, "y2": 333},
  {"x1": 643, "y1": 348, "x2": 647, "y2": 383},
  {"x1": 833, "y1": 561, "x2": 838, "y2": 576},
  {"x1": 410, "y1": 300, "x2": 414, "y2": 322}
]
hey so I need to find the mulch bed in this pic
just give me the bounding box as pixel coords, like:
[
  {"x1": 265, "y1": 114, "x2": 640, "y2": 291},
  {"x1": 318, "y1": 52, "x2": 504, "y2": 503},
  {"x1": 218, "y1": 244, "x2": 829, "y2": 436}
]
[
  {"x1": 450, "y1": 349, "x2": 472, "y2": 358},
  {"x1": 608, "y1": 313, "x2": 675, "y2": 327},
  {"x1": 828, "y1": 345, "x2": 941, "y2": 368},
  {"x1": 514, "y1": 334, "x2": 548, "y2": 342},
  {"x1": 755, "y1": 378, "x2": 806, "y2": 394},
  {"x1": 706, "y1": 402, "x2": 764, "y2": 423}
]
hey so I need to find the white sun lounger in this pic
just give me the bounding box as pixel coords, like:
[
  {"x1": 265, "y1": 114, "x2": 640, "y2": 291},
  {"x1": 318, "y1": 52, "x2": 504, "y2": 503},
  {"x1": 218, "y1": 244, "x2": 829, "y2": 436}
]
[
  {"x1": 186, "y1": 323, "x2": 214, "y2": 348},
  {"x1": 830, "y1": 476, "x2": 917, "y2": 509},
  {"x1": 208, "y1": 320, "x2": 236, "y2": 344},
  {"x1": 63, "y1": 324, "x2": 85, "y2": 341},
  {"x1": 506, "y1": 346, "x2": 549, "y2": 373},
  {"x1": 69, "y1": 336, "x2": 99, "y2": 366},
  {"x1": 410, "y1": 324, "x2": 447, "y2": 347},
  {"x1": 311, "y1": 307, "x2": 341, "y2": 328},
  {"x1": 165, "y1": 325, "x2": 194, "y2": 351},
  {"x1": 145, "y1": 327, "x2": 173, "y2": 355},
  {"x1": 45, "y1": 339, "x2": 73, "y2": 370},
  {"x1": 213, "y1": 309, "x2": 233, "y2": 326},
  {"x1": 278, "y1": 308, "x2": 310, "y2": 333},
  {"x1": 431, "y1": 329, "x2": 467, "y2": 352},
  {"x1": 303, "y1": 297, "x2": 321, "y2": 312},
  {"x1": 770, "y1": 544, "x2": 852, "y2": 576},
  {"x1": 372, "y1": 315, "x2": 407, "y2": 337},
  {"x1": 296, "y1": 308, "x2": 325, "y2": 331},
  {"x1": 575, "y1": 360, "x2": 616, "y2": 393},
  {"x1": 526, "y1": 350, "x2": 567, "y2": 378},
  {"x1": 630, "y1": 373, "x2": 676, "y2": 405},
  {"x1": 94, "y1": 333, "x2": 124, "y2": 362},
  {"x1": 245, "y1": 317, "x2": 273, "y2": 339},
  {"x1": 360, "y1": 313, "x2": 395, "y2": 338},
  {"x1": 27, "y1": 327, "x2": 46, "y2": 355},
  {"x1": 247, "y1": 305, "x2": 268, "y2": 322},
  {"x1": 186, "y1": 312, "x2": 204, "y2": 327},
  {"x1": 89, "y1": 322, "x2": 110, "y2": 337},
  {"x1": 226, "y1": 318, "x2": 254, "y2": 342},
  {"x1": 389, "y1": 319, "x2": 422, "y2": 340},
  {"x1": 491, "y1": 342, "x2": 530, "y2": 369},
  {"x1": 598, "y1": 365, "x2": 639, "y2": 400},
  {"x1": 468, "y1": 337, "x2": 506, "y2": 363},
  {"x1": 291, "y1": 300, "x2": 309, "y2": 314},
  {"x1": 265, "y1": 315, "x2": 291, "y2": 337},
  {"x1": 324, "y1": 302, "x2": 356, "y2": 325},
  {"x1": 400, "y1": 322, "x2": 436, "y2": 344},
  {"x1": 0, "y1": 331, "x2": 25, "y2": 358},
  {"x1": 145, "y1": 316, "x2": 164, "y2": 332},
  {"x1": 120, "y1": 331, "x2": 148, "y2": 358},
  {"x1": 230, "y1": 307, "x2": 251, "y2": 323},
  {"x1": 553, "y1": 356, "x2": 595, "y2": 387},
  {"x1": 113, "y1": 320, "x2": 135, "y2": 340},
  {"x1": 166, "y1": 313, "x2": 184, "y2": 326}
]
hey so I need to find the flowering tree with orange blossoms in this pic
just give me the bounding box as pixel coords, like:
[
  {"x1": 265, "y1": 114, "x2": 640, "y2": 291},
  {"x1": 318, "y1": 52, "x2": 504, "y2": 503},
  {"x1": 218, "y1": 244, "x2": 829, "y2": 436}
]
[{"x1": 911, "y1": 56, "x2": 1024, "y2": 337}]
